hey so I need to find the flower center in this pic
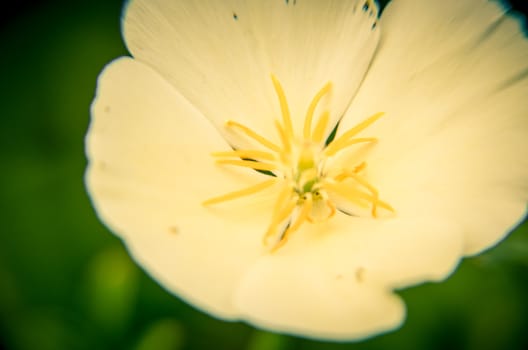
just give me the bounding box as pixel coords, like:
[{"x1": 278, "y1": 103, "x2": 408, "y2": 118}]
[{"x1": 203, "y1": 75, "x2": 394, "y2": 251}]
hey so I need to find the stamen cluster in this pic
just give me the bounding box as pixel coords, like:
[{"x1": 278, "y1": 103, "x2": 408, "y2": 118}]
[{"x1": 204, "y1": 75, "x2": 393, "y2": 251}]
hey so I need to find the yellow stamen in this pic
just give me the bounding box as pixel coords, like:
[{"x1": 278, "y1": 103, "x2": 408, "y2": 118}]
[
  {"x1": 303, "y1": 82, "x2": 332, "y2": 140},
  {"x1": 226, "y1": 120, "x2": 281, "y2": 153},
  {"x1": 311, "y1": 111, "x2": 330, "y2": 143},
  {"x1": 353, "y1": 161, "x2": 367, "y2": 174},
  {"x1": 212, "y1": 150, "x2": 276, "y2": 161},
  {"x1": 215, "y1": 159, "x2": 277, "y2": 171},
  {"x1": 208, "y1": 75, "x2": 392, "y2": 251},
  {"x1": 334, "y1": 170, "x2": 382, "y2": 217},
  {"x1": 271, "y1": 74, "x2": 294, "y2": 139},
  {"x1": 325, "y1": 112, "x2": 384, "y2": 156},
  {"x1": 326, "y1": 199, "x2": 336, "y2": 218},
  {"x1": 274, "y1": 120, "x2": 291, "y2": 155},
  {"x1": 326, "y1": 137, "x2": 378, "y2": 156},
  {"x1": 270, "y1": 185, "x2": 293, "y2": 220},
  {"x1": 271, "y1": 195, "x2": 313, "y2": 252},
  {"x1": 203, "y1": 179, "x2": 277, "y2": 206},
  {"x1": 263, "y1": 196, "x2": 297, "y2": 245},
  {"x1": 324, "y1": 181, "x2": 394, "y2": 214}
]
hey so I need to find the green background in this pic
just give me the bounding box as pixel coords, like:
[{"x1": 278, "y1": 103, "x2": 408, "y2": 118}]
[{"x1": 1, "y1": 1, "x2": 527, "y2": 349}]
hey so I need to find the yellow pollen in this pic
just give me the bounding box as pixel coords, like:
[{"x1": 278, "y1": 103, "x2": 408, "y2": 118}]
[{"x1": 204, "y1": 76, "x2": 394, "y2": 251}]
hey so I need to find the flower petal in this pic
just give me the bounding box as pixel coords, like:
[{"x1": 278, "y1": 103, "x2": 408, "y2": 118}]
[
  {"x1": 371, "y1": 80, "x2": 528, "y2": 255},
  {"x1": 339, "y1": 0, "x2": 528, "y2": 255},
  {"x1": 122, "y1": 0, "x2": 380, "y2": 145},
  {"x1": 234, "y1": 212, "x2": 463, "y2": 340},
  {"x1": 235, "y1": 261, "x2": 404, "y2": 341},
  {"x1": 86, "y1": 57, "x2": 277, "y2": 318}
]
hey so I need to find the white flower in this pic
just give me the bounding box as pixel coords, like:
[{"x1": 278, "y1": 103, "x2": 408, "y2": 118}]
[{"x1": 85, "y1": 0, "x2": 528, "y2": 341}]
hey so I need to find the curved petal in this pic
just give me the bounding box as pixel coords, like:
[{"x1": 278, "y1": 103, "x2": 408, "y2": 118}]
[
  {"x1": 370, "y1": 79, "x2": 528, "y2": 255},
  {"x1": 233, "y1": 210, "x2": 463, "y2": 340},
  {"x1": 235, "y1": 259, "x2": 404, "y2": 341},
  {"x1": 122, "y1": 0, "x2": 380, "y2": 146},
  {"x1": 85, "y1": 57, "x2": 278, "y2": 318},
  {"x1": 340, "y1": 0, "x2": 528, "y2": 255}
]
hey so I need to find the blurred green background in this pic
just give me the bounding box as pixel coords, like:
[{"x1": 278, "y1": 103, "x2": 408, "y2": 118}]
[{"x1": 0, "y1": 1, "x2": 527, "y2": 349}]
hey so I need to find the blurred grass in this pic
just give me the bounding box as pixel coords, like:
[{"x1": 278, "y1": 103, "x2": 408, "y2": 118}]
[{"x1": 0, "y1": 1, "x2": 527, "y2": 349}]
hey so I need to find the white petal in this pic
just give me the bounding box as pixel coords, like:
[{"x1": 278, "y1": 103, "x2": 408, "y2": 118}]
[
  {"x1": 235, "y1": 260, "x2": 404, "y2": 341},
  {"x1": 86, "y1": 57, "x2": 277, "y2": 318},
  {"x1": 340, "y1": 0, "x2": 528, "y2": 255},
  {"x1": 233, "y1": 212, "x2": 463, "y2": 340},
  {"x1": 371, "y1": 80, "x2": 528, "y2": 255},
  {"x1": 123, "y1": 0, "x2": 380, "y2": 145}
]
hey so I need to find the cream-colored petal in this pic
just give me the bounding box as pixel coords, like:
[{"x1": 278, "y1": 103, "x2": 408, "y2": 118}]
[
  {"x1": 235, "y1": 259, "x2": 404, "y2": 341},
  {"x1": 123, "y1": 0, "x2": 379, "y2": 146},
  {"x1": 369, "y1": 79, "x2": 528, "y2": 256},
  {"x1": 339, "y1": 0, "x2": 528, "y2": 256},
  {"x1": 233, "y1": 211, "x2": 463, "y2": 340},
  {"x1": 86, "y1": 57, "x2": 278, "y2": 318}
]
